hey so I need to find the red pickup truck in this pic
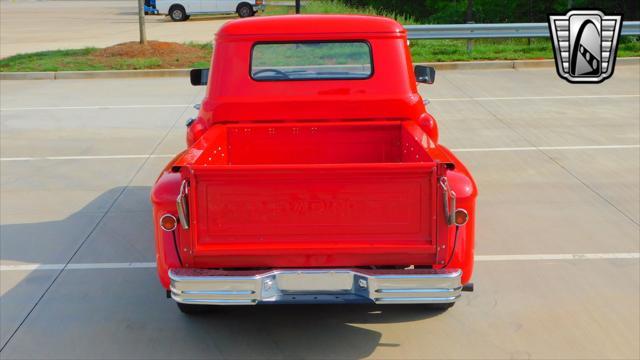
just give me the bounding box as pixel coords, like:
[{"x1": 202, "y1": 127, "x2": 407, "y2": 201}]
[{"x1": 151, "y1": 15, "x2": 477, "y2": 314}]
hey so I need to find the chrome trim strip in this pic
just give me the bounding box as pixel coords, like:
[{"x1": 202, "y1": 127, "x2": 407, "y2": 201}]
[
  {"x1": 182, "y1": 299, "x2": 257, "y2": 305},
  {"x1": 169, "y1": 268, "x2": 462, "y2": 305},
  {"x1": 375, "y1": 296, "x2": 459, "y2": 303},
  {"x1": 171, "y1": 288, "x2": 256, "y2": 296},
  {"x1": 369, "y1": 272, "x2": 461, "y2": 279},
  {"x1": 376, "y1": 286, "x2": 463, "y2": 293}
]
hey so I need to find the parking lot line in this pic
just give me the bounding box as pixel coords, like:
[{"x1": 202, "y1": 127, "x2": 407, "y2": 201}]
[
  {"x1": 0, "y1": 94, "x2": 638, "y2": 112},
  {"x1": 475, "y1": 253, "x2": 640, "y2": 261},
  {"x1": 0, "y1": 154, "x2": 175, "y2": 161},
  {"x1": 0, "y1": 263, "x2": 157, "y2": 271},
  {"x1": 452, "y1": 144, "x2": 640, "y2": 152},
  {"x1": 1, "y1": 145, "x2": 637, "y2": 162},
  {"x1": 429, "y1": 94, "x2": 640, "y2": 101},
  {"x1": 1, "y1": 253, "x2": 637, "y2": 271},
  {"x1": 0, "y1": 104, "x2": 192, "y2": 111}
]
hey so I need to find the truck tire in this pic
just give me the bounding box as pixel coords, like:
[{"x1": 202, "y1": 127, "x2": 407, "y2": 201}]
[
  {"x1": 169, "y1": 5, "x2": 187, "y2": 21},
  {"x1": 176, "y1": 302, "x2": 209, "y2": 315},
  {"x1": 237, "y1": 3, "x2": 254, "y2": 18}
]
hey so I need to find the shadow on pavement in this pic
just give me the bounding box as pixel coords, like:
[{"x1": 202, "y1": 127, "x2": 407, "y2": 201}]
[
  {"x1": 0, "y1": 186, "x2": 447, "y2": 358},
  {"x1": 177, "y1": 304, "x2": 444, "y2": 359}
]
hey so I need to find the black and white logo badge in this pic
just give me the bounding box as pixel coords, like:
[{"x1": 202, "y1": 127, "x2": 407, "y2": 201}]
[{"x1": 548, "y1": 10, "x2": 622, "y2": 83}]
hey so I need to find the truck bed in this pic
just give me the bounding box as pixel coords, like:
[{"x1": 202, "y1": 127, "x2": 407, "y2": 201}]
[{"x1": 181, "y1": 121, "x2": 447, "y2": 268}]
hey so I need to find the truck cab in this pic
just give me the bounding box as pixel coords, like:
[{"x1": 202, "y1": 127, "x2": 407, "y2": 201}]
[{"x1": 151, "y1": 15, "x2": 477, "y2": 314}]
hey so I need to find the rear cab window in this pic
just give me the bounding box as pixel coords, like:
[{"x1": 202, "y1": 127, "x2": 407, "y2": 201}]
[{"x1": 250, "y1": 41, "x2": 373, "y2": 81}]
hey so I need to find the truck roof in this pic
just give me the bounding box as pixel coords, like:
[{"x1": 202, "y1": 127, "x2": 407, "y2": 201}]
[
  {"x1": 217, "y1": 15, "x2": 405, "y2": 38},
  {"x1": 203, "y1": 14, "x2": 419, "y2": 125}
]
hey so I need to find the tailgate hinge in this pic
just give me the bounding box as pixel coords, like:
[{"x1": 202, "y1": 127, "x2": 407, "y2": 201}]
[
  {"x1": 439, "y1": 176, "x2": 456, "y2": 226},
  {"x1": 176, "y1": 180, "x2": 190, "y2": 230}
]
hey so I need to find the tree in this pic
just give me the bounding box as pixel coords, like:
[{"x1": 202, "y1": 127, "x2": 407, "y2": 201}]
[
  {"x1": 137, "y1": 0, "x2": 147, "y2": 44},
  {"x1": 465, "y1": 0, "x2": 474, "y2": 23}
]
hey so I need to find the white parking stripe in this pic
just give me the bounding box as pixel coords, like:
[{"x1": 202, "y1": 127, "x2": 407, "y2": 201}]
[
  {"x1": 0, "y1": 154, "x2": 174, "y2": 161},
  {"x1": 429, "y1": 94, "x2": 640, "y2": 101},
  {"x1": 475, "y1": 253, "x2": 640, "y2": 261},
  {"x1": 1, "y1": 145, "x2": 637, "y2": 162},
  {"x1": 1, "y1": 253, "x2": 637, "y2": 271},
  {"x1": 452, "y1": 144, "x2": 640, "y2": 152},
  {"x1": 0, "y1": 104, "x2": 192, "y2": 111},
  {"x1": 0, "y1": 262, "x2": 157, "y2": 271},
  {"x1": 0, "y1": 94, "x2": 638, "y2": 111}
]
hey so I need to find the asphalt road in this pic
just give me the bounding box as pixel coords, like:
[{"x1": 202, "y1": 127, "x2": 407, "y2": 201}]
[
  {"x1": 0, "y1": 0, "x2": 231, "y2": 58},
  {"x1": 1, "y1": 66, "x2": 639, "y2": 359}
]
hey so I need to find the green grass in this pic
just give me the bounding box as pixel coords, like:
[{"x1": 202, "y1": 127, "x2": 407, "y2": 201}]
[
  {"x1": 411, "y1": 38, "x2": 552, "y2": 62},
  {"x1": 189, "y1": 60, "x2": 211, "y2": 68},
  {"x1": 1, "y1": 0, "x2": 638, "y2": 72},
  {"x1": 110, "y1": 58, "x2": 163, "y2": 70},
  {"x1": 0, "y1": 48, "x2": 106, "y2": 72},
  {"x1": 0, "y1": 44, "x2": 211, "y2": 72}
]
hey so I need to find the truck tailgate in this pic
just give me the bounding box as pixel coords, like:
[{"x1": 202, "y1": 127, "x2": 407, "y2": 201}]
[{"x1": 185, "y1": 163, "x2": 444, "y2": 268}]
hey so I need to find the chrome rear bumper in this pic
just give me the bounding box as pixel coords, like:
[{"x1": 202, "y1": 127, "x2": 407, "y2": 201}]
[{"x1": 169, "y1": 268, "x2": 462, "y2": 305}]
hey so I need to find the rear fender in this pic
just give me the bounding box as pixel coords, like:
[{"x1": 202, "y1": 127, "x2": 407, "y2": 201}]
[
  {"x1": 153, "y1": 216, "x2": 181, "y2": 289},
  {"x1": 439, "y1": 146, "x2": 477, "y2": 285},
  {"x1": 151, "y1": 171, "x2": 185, "y2": 289}
]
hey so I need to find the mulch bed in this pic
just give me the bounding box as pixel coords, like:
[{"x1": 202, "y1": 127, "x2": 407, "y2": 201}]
[{"x1": 91, "y1": 41, "x2": 211, "y2": 68}]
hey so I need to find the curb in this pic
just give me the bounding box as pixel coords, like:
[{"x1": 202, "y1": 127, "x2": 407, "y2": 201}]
[
  {"x1": 1, "y1": 58, "x2": 638, "y2": 80},
  {"x1": 0, "y1": 69, "x2": 190, "y2": 81},
  {"x1": 425, "y1": 59, "x2": 533, "y2": 70}
]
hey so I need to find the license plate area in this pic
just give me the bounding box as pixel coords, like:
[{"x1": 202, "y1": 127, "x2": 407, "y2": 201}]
[{"x1": 276, "y1": 271, "x2": 355, "y2": 292}]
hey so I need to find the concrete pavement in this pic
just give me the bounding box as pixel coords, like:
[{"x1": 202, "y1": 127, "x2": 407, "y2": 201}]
[
  {"x1": 0, "y1": 0, "x2": 230, "y2": 58},
  {"x1": 0, "y1": 66, "x2": 639, "y2": 359}
]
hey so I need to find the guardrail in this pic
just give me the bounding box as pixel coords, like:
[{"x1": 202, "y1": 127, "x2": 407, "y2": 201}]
[{"x1": 405, "y1": 21, "x2": 640, "y2": 39}]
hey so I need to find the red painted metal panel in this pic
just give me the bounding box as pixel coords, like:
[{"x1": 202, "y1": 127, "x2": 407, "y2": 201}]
[
  {"x1": 188, "y1": 165, "x2": 438, "y2": 267},
  {"x1": 180, "y1": 121, "x2": 443, "y2": 268}
]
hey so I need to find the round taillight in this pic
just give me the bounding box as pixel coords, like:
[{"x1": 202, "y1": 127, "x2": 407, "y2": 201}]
[
  {"x1": 454, "y1": 209, "x2": 469, "y2": 226},
  {"x1": 160, "y1": 214, "x2": 177, "y2": 231}
]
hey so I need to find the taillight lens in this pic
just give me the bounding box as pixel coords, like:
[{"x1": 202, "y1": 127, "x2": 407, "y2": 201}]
[
  {"x1": 160, "y1": 214, "x2": 177, "y2": 231},
  {"x1": 454, "y1": 209, "x2": 469, "y2": 226}
]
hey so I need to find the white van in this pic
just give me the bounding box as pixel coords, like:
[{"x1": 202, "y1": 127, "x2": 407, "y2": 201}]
[{"x1": 156, "y1": 0, "x2": 266, "y2": 21}]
